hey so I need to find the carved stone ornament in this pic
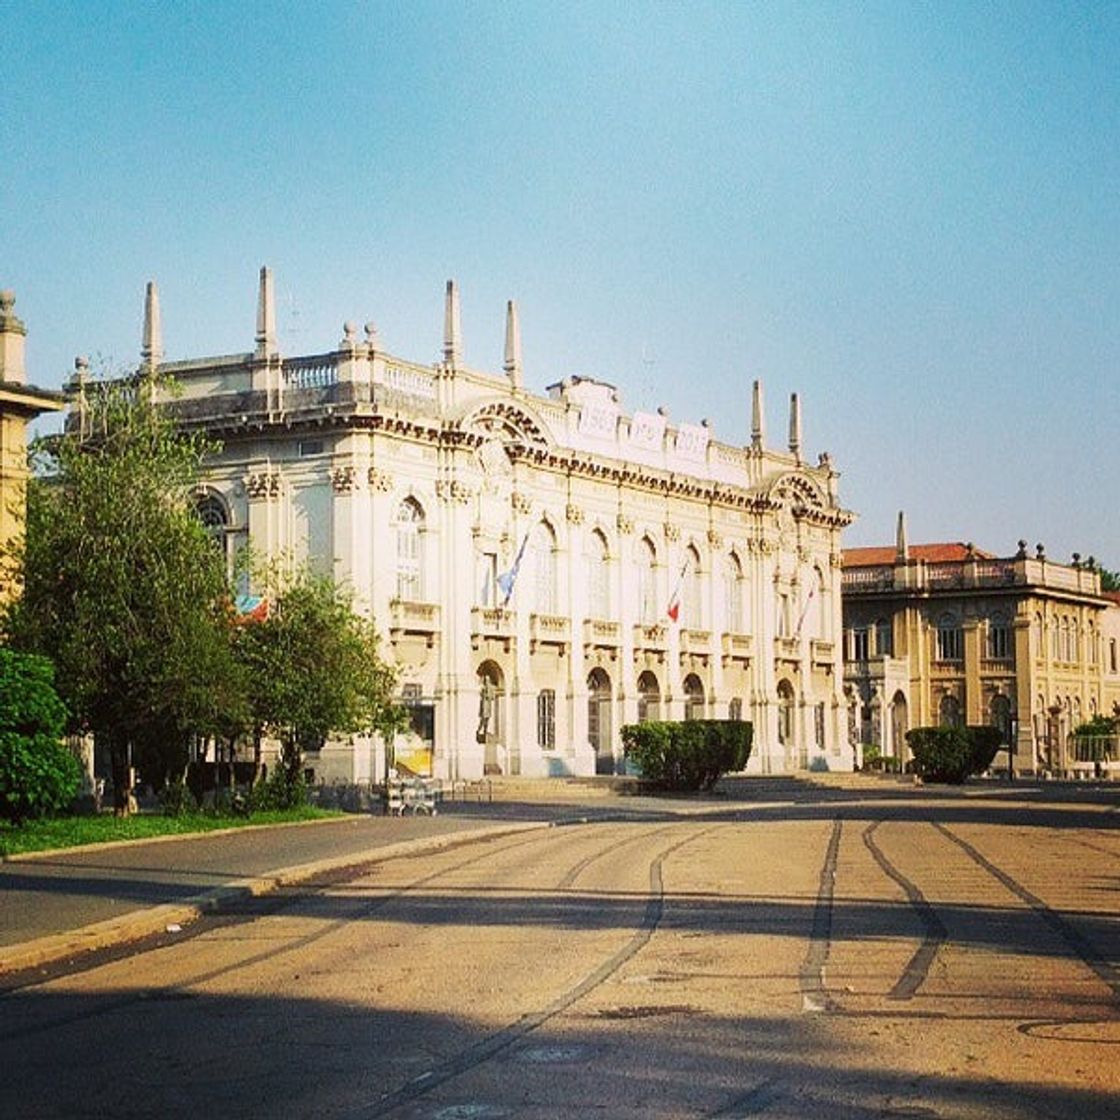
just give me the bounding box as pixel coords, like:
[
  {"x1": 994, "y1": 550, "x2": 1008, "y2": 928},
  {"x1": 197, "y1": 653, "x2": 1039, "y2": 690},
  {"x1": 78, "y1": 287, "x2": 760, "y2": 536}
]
[
  {"x1": 566, "y1": 503, "x2": 585, "y2": 525},
  {"x1": 759, "y1": 538, "x2": 776, "y2": 555},
  {"x1": 511, "y1": 491, "x2": 532, "y2": 514},
  {"x1": 367, "y1": 467, "x2": 394, "y2": 493},
  {"x1": 616, "y1": 514, "x2": 634, "y2": 535},
  {"x1": 330, "y1": 465, "x2": 359, "y2": 494},
  {"x1": 830, "y1": 551, "x2": 843, "y2": 568},
  {"x1": 797, "y1": 546, "x2": 810, "y2": 563},
  {"x1": 707, "y1": 529, "x2": 723, "y2": 549},
  {"x1": 664, "y1": 522, "x2": 681, "y2": 542},
  {"x1": 436, "y1": 479, "x2": 474, "y2": 505},
  {"x1": 245, "y1": 471, "x2": 282, "y2": 499}
]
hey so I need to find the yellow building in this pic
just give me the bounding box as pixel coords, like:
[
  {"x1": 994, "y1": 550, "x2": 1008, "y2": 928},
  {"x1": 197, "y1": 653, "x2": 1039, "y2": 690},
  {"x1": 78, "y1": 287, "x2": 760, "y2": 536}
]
[
  {"x1": 0, "y1": 290, "x2": 64, "y2": 597},
  {"x1": 842, "y1": 513, "x2": 1120, "y2": 776}
]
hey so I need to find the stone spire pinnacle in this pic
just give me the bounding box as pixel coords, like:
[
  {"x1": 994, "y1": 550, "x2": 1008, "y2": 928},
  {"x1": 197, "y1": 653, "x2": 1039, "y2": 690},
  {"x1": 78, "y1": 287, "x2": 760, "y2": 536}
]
[
  {"x1": 443, "y1": 279, "x2": 462, "y2": 365},
  {"x1": 0, "y1": 289, "x2": 28, "y2": 384},
  {"x1": 503, "y1": 299, "x2": 522, "y2": 389},
  {"x1": 788, "y1": 392, "x2": 802, "y2": 459},
  {"x1": 141, "y1": 281, "x2": 163, "y2": 372},
  {"x1": 751, "y1": 379, "x2": 764, "y2": 449},
  {"x1": 896, "y1": 510, "x2": 910, "y2": 562},
  {"x1": 255, "y1": 266, "x2": 277, "y2": 359}
]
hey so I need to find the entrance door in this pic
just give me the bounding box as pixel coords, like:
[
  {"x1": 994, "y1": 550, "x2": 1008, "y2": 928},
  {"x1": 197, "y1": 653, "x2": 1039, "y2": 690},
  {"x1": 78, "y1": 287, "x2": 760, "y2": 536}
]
[{"x1": 588, "y1": 668, "x2": 613, "y2": 774}]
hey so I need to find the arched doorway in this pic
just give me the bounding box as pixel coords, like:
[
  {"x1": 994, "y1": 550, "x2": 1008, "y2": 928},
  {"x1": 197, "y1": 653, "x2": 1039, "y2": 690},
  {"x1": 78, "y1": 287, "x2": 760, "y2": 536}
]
[
  {"x1": 889, "y1": 691, "x2": 908, "y2": 763},
  {"x1": 588, "y1": 668, "x2": 613, "y2": 774},
  {"x1": 637, "y1": 671, "x2": 660, "y2": 722},
  {"x1": 477, "y1": 662, "x2": 504, "y2": 774},
  {"x1": 777, "y1": 679, "x2": 797, "y2": 769},
  {"x1": 683, "y1": 673, "x2": 705, "y2": 720}
]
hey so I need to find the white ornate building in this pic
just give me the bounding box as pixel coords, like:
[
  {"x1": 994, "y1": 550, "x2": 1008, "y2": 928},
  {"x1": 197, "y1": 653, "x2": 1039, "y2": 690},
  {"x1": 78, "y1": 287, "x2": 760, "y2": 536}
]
[{"x1": 90, "y1": 269, "x2": 856, "y2": 782}]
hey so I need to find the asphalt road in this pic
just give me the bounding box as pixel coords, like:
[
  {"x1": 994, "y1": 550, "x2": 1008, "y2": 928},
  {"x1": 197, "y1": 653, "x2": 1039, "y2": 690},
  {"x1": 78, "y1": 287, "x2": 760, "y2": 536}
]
[{"x1": 1, "y1": 782, "x2": 1118, "y2": 1118}]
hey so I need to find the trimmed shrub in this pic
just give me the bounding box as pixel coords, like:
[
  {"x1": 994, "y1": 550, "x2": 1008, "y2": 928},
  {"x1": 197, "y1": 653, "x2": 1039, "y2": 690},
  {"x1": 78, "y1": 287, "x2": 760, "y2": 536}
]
[
  {"x1": 251, "y1": 765, "x2": 307, "y2": 811},
  {"x1": 967, "y1": 725, "x2": 1004, "y2": 774},
  {"x1": 905, "y1": 724, "x2": 1005, "y2": 784},
  {"x1": 160, "y1": 780, "x2": 199, "y2": 817},
  {"x1": 0, "y1": 648, "x2": 81, "y2": 823},
  {"x1": 621, "y1": 719, "x2": 753, "y2": 791}
]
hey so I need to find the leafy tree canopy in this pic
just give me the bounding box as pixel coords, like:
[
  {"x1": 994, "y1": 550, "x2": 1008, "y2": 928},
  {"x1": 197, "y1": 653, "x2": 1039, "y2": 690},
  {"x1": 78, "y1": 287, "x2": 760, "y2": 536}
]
[
  {"x1": 233, "y1": 566, "x2": 404, "y2": 782},
  {"x1": 2, "y1": 376, "x2": 244, "y2": 811}
]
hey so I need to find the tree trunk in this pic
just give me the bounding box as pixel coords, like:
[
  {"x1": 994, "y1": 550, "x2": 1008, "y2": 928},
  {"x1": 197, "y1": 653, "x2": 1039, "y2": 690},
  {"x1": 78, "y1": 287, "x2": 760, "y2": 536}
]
[{"x1": 107, "y1": 731, "x2": 132, "y2": 817}]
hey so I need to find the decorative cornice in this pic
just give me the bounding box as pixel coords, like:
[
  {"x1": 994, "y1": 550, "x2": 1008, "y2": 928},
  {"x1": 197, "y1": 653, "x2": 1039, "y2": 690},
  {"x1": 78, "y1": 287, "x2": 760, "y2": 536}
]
[
  {"x1": 245, "y1": 471, "x2": 282, "y2": 499},
  {"x1": 436, "y1": 479, "x2": 474, "y2": 505},
  {"x1": 368, "y1": 467, "x2": 394, "y2": 493},
  {"x1": 330, "y1": 465, "x2": 359, "y2": 493}
]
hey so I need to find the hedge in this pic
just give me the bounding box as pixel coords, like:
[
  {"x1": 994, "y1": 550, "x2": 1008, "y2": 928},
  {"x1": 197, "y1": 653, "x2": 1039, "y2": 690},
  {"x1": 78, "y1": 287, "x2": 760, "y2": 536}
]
[
  {"x1": 620, "y1": 719, "x2": 753, "y2": 791},
  {"x1": 905, "y1": 724, "x2": 1005, "y2": 784}
]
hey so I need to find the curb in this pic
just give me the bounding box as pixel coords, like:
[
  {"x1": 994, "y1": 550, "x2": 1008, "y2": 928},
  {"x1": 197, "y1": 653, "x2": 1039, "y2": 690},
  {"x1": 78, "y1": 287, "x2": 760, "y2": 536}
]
[{"x1": 0, "y1": 820, "x2": 546, "y2": 977}]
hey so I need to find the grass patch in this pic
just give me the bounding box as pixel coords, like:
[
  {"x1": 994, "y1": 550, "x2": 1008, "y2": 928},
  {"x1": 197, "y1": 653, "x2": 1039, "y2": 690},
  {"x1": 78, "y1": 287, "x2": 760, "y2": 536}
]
[{"x1": 0, "y1": 806, "x2": 342, "y2": 858}]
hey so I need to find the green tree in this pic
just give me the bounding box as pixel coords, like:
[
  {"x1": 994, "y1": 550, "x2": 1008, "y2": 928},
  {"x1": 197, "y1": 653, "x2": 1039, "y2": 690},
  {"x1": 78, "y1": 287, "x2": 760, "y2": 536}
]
[
  {"x1": 1099, "y1": 568, "x2": 1120, "y2": 593},
  {"x1": 233, "y1": 568, "x2": 403, "y2": 800},
  {"x1": 0, "y1": 647, "x2": 81, "y2": 823},
  {"x1": 3, "y1": 376, "x2": 245, "y2": 814}
]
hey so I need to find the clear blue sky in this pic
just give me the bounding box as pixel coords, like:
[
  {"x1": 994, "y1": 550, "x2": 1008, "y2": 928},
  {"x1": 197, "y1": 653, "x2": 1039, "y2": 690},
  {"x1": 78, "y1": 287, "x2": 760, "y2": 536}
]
[{"x1": 5, "y1": 2, "x2": 1118, "y2": 564}]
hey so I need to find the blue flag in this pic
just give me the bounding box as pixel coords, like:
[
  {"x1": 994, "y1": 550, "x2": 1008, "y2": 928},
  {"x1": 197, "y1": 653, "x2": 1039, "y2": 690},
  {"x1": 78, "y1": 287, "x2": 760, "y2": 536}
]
[{"x1": 496, "y1": 532, "x2": 530, "y2": 605}]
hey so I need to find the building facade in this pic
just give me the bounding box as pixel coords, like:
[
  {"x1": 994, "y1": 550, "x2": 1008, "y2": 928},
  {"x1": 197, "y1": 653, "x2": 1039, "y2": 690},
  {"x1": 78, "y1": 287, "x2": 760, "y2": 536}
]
[
  {"x1": 0, "y1": 290, "x2": 64, "y2": 598},
  {"x1": 86, "y1": 269, "x2": 856, "y2": 782},
  {"x1": 842, "y1": 514, "x2": 1120, "y2": 775}
]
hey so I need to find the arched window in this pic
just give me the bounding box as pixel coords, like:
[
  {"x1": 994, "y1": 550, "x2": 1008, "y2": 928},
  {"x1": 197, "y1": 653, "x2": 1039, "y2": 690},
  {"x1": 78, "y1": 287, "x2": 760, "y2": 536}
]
[
  {"x1": 725, "y1": 553, "x2": 745, "y2": 633},
  {"x1": 637, "y1": 670, "x2": 660, "y2": 722},
  {"x1": 936, "y1": 614, "x2": 962, "y2": 662},
  {"x1": 195, "y1": 493, "x2": 232, "y2": 577},
  {"x1": 587, "y1": 530, "x2": 610, "y2": 619},
  {"x1": 537, "y1": 689, "x2": 556, "y2": 749},
  {"x1": 533, "y1": 521, "x2": 558, "y2": 614},
  {"x1": 875, "y1": 617, "x2": 893, "y2": 658},
  {"x1": 637, "y1": 538, "x2": 657, "y2": 625},
  {"x1": 683, "y1": 673, "x2": 705, "y2": 720},
  {"x1": 683, "y1": 545, "x2": 702, "y2": 628},
  {"x1": 777, "y1": 680, "x2": 795, "y2": 747},
  {"x1": 195, "y1": 494, "x2": 228, "y2": 537},
  {"x1": 990, "y1": 694, "x2": 1012, "y2": 742},
  {"x1": 939, "y1": 694, "x2": 963, "y2": 728},
  {"x1": 1110, "y1": 638, "x2": 1118, "y2": 675},
  {"x1": 395, "y1": 498, "x2": 424, "y2": 601}
]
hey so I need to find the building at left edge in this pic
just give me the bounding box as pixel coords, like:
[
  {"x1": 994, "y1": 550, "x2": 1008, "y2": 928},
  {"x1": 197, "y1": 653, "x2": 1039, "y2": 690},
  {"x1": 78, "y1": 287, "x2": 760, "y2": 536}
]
[
  {"x1": 0, "y1": 290, "x2": 64, "y2": 600},
  {"x1": 69, "y1": 269, "x2": 858, "y2": 783}
]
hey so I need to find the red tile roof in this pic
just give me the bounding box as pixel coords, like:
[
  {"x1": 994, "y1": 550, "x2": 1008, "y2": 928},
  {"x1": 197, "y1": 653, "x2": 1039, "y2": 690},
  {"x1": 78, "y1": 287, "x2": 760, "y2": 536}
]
[{"x1": 843, "y1": 542, "x2": 997, "y2": 567}]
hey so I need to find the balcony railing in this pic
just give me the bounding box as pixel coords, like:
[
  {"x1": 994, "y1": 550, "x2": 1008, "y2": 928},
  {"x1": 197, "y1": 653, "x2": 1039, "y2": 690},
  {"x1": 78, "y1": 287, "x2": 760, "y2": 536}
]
[
  {"x1": 471, "y1": 606, "x2": 514, "y2": 646},
  {"x1": 583, "y1": 619, "x2": 621, "y2": 648},
  {"x1": 633, "y1": 623, "x2": 668, "y2": 651},
  {"x1": 721, "y1": 632, "x2": 753, "y2": 661},
  {"x1": 810, "y1": 639, "x2": 835, "y2": 667},
  {"x1": 530, "y1": 613, "x2": 569, "y2": 650},
  {"x1": 388, "y1": 599, "x2": 440, "y2": 636},
  {"x1": 680, "y1": 629, "x2": 712, "y2": 655},
  {"x1": 774, "y1": 636, "x2": 800, "y2": 662}
]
